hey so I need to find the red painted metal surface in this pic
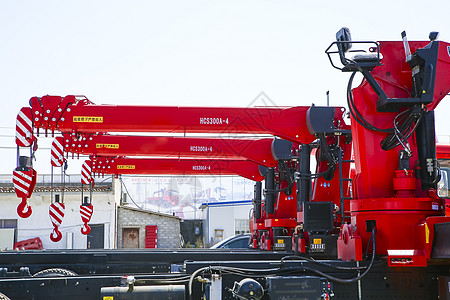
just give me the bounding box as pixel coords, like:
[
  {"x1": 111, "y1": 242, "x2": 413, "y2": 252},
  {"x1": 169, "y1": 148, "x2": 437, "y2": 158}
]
[
  {"x1": 311, "y1": 134, "x2": 353, "y2": 224},
  {"x1": 351, "y1": 40, "x2": 450, "y2": 200},
  {"x1": 28, "y1": 95, "x2": 318, "y2": 144},
  {"x1": 145, "y1": 225, "x2": 158, "y2": 249},
  {"x1": 392, "y1": 170, "x2": 416, "y2": 197},
  {"x1": 80, "y1": 203, "x2": 94, "y2": 235},
  {"x1": 14, "y1": 237, "x2": 44, "y2": 250},
  {"x1": 264, "y1": 218, "x2": 297, "y2": 228},
  {"x1": 51, "y1": 137, "x2": 65, "y2": 167},
  {"x1": 13, "y1": 169, "x2": 37, "y2": 218},
  {"x1": 81, "y1": 160, "x2": 93, "y2": 185},
  {"x1": 291, "y1": 235, "x2": 306, "y2": 254},
  {"x1": 351, "y1": 42, "x2": 426, "y2": 200},
  {"x1": 350, "y1": 197, "x2": 445, "y2": 254},
  {"x1": 49, "y1": 202, "x2": 65, "y2": 242},
  {"x1": 436, "y1": 144, "x2": 450, "y2": 160},
  {"x1": 14, "y1": 34, "x2": 450, "y2": 262},
  {"x1": 60, "y1": 134, "x2": 278, "y2": 167},
  {"x1": 347, "y1": 40, "x2": 450, "y2": 263},
  {"x1": 258, "y1": 180, "x2": 298, "y2": 244},
  {"x1": 88, "y1": 157, "x2": 264, "y2": 182},
  {"x1": 337, "y1": 224, "x2": 362, "y2": 261},
  {"x1": 15, "y1": 107, "x2": 34, "y2": 147}
]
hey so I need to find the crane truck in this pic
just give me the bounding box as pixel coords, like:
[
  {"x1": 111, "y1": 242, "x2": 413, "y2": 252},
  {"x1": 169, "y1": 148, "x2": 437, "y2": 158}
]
[{"x1": 1, "y1": 28, "x2": 449, "y2": 299}]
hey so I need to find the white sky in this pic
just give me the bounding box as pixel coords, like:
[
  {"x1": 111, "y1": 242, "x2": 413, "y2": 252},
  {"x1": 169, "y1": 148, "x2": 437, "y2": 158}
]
[{"x1": 1, "y1": 0, "x2": 450, "y2": 175}]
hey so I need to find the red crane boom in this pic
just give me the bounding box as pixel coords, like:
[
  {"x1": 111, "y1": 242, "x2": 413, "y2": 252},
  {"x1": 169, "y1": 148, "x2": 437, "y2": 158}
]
[
  {"x1": 87, "y1": 156, "x2": 264, "y2": 181},
  {"x1": 55, "y1": 134, "x2": 287, "y2": 167}
]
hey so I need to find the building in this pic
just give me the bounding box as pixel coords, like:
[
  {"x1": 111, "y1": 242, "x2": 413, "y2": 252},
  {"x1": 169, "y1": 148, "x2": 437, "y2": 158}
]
[
  {"x1": 117, "y1": 205, "x2": 181, "y2": 248},
  {"x1": 0, "y1": 174, "x2": 118, "y2": 249},
  {"x1": 0, "y1": 175, "x2": 182, "y2": 250},
  {"x1": 200, "y1": 200, "x2": 252, "y2": 247}
]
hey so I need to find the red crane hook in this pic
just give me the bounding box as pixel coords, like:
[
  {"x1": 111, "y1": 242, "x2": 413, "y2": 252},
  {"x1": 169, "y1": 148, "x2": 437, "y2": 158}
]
[
  {"x1": 17, "y1": 198, "x2": 32, "y2": 218},
  {"x1": 81, "y1": 224, "x2": 91, "y2": 235},
  {"x1": 80, "y1": 202, "x2": 93, "y2": 235},
  {"x1": 49, "y1": 201, "x2": 65, "y2": 243},
  {"x1": 50, "y1": 227, "x2": 63, "y2": 242},
  {"x1": 13, "y1": 168, "x2": 37, "y2": 219}
]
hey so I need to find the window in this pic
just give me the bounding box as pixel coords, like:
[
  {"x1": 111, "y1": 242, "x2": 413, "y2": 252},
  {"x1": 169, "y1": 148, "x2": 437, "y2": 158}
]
[
  {"x1": 235, "y1": 219, "x2": 250, "y2": 235},
  {"x1": 0, "y1": 219, "x2": 18, "y2": 245},
  {"x1": 0, "y1": 219, "x2": 17, "y2": 229},
  {"x1": 221, "y1": 236, "x2": 250, "y2": 249}
]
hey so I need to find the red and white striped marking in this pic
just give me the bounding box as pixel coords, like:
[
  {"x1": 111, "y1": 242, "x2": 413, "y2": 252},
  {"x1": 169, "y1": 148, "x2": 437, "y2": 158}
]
[
  {"x1": 80, "y1": 203, "x2": 94, "y2": 235},
  {"x1": 16, "y1": 107, "x2": 34, "y2": 147},
  {"x1": 81, "y1": 160, "x2": 93, "y2": 185},
  {"x1": 49, "y1": 202, "x2": 65, "y2": 227},
  {"x1": 80, "y1": 204, "x2": 94, "y2": 223},
  {"x1": 51, "y1": 137, "x2": 65, "y2": 167},
  {"x1": 13, "y1": 170, "x2": 33, "y2": 198}
]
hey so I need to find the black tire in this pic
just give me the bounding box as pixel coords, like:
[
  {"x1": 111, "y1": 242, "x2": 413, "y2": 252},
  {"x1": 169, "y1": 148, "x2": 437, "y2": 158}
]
[
  {"x1": 32, "y1": 268, "x2": 78, "y2": 278},
  {"x1": 0, "y1": 292, "x2": 11, "y2": 300}
]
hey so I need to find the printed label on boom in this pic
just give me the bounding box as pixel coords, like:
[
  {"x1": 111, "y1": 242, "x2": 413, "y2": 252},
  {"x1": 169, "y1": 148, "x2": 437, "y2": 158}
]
[
  {"x1": 193, "y1": 165, "x2": 211, "y2": 171},
  {"x1": 199, "y1": 117, "x2": 229, "y2": 125},
  {"x1": 96, "y1": 144, "x2": 119, "y2": 149},
  {"x1": 73, "y1": 116, "x2": 103, "y2": 123},
  {"x1": 190, "y1": 146, "x2": 213, "y2": 152},
  {"x1": 117, "y1": 165, "x2": 135, "y2": 169}
]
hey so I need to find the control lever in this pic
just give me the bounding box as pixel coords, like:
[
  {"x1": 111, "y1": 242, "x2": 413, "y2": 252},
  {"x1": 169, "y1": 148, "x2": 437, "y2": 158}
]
[{"x1": 401, "y1": 31, "x2": 412, "y2": 62}]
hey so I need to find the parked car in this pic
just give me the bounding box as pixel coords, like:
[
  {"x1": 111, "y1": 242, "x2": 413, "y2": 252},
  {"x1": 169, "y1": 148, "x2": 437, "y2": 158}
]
[{"x1": 210, "y1": 233, "x2": 251, "y2": 249}]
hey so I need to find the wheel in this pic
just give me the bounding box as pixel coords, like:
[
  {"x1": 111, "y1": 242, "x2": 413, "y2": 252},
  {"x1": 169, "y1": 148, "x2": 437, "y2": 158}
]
[
  {"x1": 32, "y1": 268, "x2": 78, "y2": 277},
  {"x1": 0, "y1": 292, "x2": 11, "y2": 300}
]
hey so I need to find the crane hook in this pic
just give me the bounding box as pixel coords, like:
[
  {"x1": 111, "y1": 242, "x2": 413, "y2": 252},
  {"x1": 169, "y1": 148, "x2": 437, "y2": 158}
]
[
  {"x1": 49, "y1": 201, "x2": 65, "y2": 242},
  {"x1": 17, "y1": 199, "x2": 32, "y2": 218},
  {"x1": 80, "y1": 202, "x2": 93, "y2": 235},
  {"x1": 50, "y1": 227, "x2": 63, "y2": 242},
  {"x1": 81, "y1": 224, "x2": 91, "y2": 235}
]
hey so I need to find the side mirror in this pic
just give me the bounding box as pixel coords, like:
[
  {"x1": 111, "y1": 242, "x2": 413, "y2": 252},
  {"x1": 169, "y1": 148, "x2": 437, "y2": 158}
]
[{"x1": 438, "y1": 168, "x2": 449, "y2": 198}]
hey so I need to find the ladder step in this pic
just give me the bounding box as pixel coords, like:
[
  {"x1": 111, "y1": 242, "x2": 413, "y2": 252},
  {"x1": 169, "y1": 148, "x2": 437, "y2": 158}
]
[
  {"x1": 344, "y1": 197, "x2": 353, "y2": 200},
  {"x1": 343, "y1": 178, "x2": 353, "y2": 182},
  {"x1": 342, "y1": 160, "x2": 355, "y2": 163}
]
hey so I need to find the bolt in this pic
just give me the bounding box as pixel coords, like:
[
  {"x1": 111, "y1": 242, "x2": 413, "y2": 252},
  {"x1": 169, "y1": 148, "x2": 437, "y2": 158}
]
[
  {"x1": 44, "y1": 117, "x2": 48, "y2": 120},
  {"x1": 35, "y1": 118, "x2": 39, "y2": 121},
  {"x1": 46, "y1": 110, "x2": 50, "y2": 113},
  {"x1": 67, "y1": 108, "x2": 71, "y2": 112},
  {"x1": 61, "y1": 117, "x2": 65, "y2": 121},
  {"x1": 52, "y1": 118, "x2": 56, "y2": 121},
  {"x1": 35, "y1": 111, "x2": 39, "y2": 115},
  {"x1": 58, "y1": 108, "x2": 62, "y2": 112}
]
